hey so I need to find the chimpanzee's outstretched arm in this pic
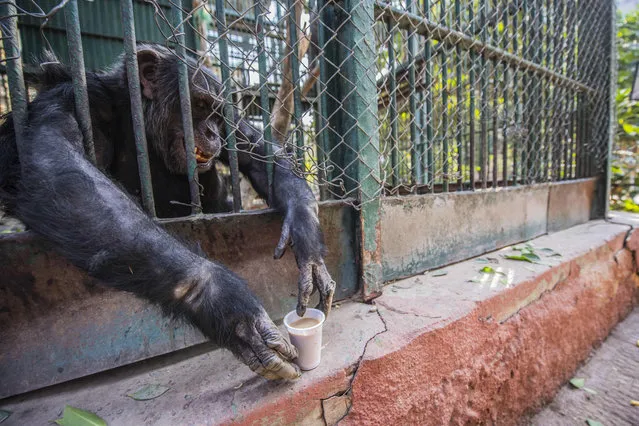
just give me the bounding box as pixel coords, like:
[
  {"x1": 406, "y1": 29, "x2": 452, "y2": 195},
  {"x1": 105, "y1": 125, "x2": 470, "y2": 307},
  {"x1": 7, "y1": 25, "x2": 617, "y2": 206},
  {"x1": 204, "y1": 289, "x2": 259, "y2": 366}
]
[
  {"x1": 12, "y1": 101, "x2": 300, "y2": 381},
  {"x1": 221, "y1": 116, "x2": 335, "y2": 317}
]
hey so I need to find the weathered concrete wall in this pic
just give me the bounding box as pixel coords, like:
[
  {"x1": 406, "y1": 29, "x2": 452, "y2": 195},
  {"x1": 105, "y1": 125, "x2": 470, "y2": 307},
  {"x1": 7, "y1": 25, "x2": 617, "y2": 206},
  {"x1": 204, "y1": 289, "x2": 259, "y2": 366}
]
[
  {"x1": 0, "y1": 202, "x2": 358, "y2": 398},
  {"x1": 2, "y1": 221, "x2": 635, "y2": 425},
  {"x1": 381, "y1": 179, "x2": 597, "y2": 282}
]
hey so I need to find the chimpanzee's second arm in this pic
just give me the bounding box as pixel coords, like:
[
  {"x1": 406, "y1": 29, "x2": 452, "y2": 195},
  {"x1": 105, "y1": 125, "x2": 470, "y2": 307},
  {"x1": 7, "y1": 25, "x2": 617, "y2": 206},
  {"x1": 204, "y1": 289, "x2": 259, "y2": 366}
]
[{"x1": 221, "y1": 116, "x2": 335, "y2": 317}]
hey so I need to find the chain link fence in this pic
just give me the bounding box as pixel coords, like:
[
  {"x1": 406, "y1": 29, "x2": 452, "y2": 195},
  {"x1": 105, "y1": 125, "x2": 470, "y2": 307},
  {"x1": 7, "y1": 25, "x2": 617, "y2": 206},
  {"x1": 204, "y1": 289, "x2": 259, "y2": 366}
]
[{"x1": 0, "y1": 0, "x2": 614, "y2": 214}]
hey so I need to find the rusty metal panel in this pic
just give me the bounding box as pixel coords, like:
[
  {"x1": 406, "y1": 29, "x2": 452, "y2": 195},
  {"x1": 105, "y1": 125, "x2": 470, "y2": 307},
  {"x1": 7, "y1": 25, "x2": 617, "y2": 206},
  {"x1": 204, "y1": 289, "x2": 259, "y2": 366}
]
[{"x1": 0, "y1": 202, "x2": 357, "y2": 398}]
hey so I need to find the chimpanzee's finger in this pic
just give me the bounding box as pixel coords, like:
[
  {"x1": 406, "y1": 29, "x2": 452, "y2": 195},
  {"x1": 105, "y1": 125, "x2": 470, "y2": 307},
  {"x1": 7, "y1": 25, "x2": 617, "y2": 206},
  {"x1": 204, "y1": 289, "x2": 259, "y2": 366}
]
[
  {"x1": 256, "y1": 318, "x2": 298, "y2": 361},
  {"x1": 245, "y1": 328, "x2": 301, "y2": 380},
  {"x1": 297, "y1": 263, "x2": 314, "y2": 317},
  {"x1": 314, "y1": 262, "x2": 335, "y2": 316},
  {"x1": 236, "y1": 344, "x2": 282, "y2": 380},
  {"x1": 274, "y1": 219, "x2": 291, "y2": 259}
]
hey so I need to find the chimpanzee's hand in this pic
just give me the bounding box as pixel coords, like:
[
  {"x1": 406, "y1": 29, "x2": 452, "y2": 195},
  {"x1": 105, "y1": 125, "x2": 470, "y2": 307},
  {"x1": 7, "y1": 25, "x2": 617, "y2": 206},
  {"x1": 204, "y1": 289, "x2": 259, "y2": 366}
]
[
  {"x1": 229, "y1": 311, "x2": 302, "y2": 381},
  {"x1": 187, "y1": 265, "x2": 301, "y2": 381},
  {"x1": 273, "y1": 204, "x2": 336, "y2": 317}
]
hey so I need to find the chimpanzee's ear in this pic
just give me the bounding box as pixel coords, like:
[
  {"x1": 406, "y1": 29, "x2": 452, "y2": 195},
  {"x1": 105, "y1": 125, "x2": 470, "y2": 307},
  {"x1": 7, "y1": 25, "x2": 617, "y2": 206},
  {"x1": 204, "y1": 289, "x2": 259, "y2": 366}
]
[{"x1": 137, "y1": 48, "x2": 160, "y2": 99}]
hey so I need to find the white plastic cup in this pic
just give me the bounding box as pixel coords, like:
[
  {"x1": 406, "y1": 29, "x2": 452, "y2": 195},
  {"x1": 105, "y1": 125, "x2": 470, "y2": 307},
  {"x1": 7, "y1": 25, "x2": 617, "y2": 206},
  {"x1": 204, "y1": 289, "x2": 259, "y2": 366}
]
[{"x1": 283, "y1": 308, "x2": 326, "y2": 371}]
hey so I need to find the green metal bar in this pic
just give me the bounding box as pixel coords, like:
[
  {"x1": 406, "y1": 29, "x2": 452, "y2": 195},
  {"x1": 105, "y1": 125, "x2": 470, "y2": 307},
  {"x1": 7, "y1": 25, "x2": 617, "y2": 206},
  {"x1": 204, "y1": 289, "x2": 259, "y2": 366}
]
[
  {"x1": 172, "y1": 4, "x2": 202, "y2": 215},
  {"x1": 121, "y1": 0, "x2": 156, "y2": 217},
  {"x1": 491, "y1": 0, "x2": 499, "y2": 187},
  {"x1": 542, "y1": 0, "x2": 552, "y2": 181},
  {"x1": 316, "y1": 0, "x2": 332, "y2": 194},
  {"x1": 1, "y1": 0, "x2": 27, "y2": 158},
  {"x1": 455, "y1": 0, "x2": 462, "y2": 189},
  {"x1": 605, "y1": 0, "x2": 617, "y2": 216},
  {"x1": 468, "y1": 1, "x2": 476, "y2": 190},
  {"x1": 287, "y1": 0, "x2": 304, "y2": 164},
  {"x1": 341, "y1": 0, "x2": 382, "y2": 297},
  {"x1": 254, "y1": 0, "x2": 274, "y2": 203},
  {"x1": 522, "y1": 0, "x2": 531, "y2": 183},
  {"x1": 374, "y1": 2, "x2": 593, "y2": 94},
  {"x1": 512, "y1": 9, "x2": 519, "y2": 184},
  {"x1": 64, "y1": 0, "x2": 96, "y2": 164},
  {"x1": 501, "y1": 0, "x2": 508, "y2": 186},
  {"x1": 406, "y1": 0, "x2": 418, "y2": 186},
  {"x1": 387, "y1": 21, "x2": 399, "y2": 188},
  {"x1": 214, "y1": 0, "x2": 242, "y2": 212},
  {"x1": 480, "y1": 0, "x2": 487, "y2": 189},
  {"x1": 440, "y1": 0, "x2": 449, "y2": 192},
  {"x1": 424, "y1": 0, "x2": 434, "y2": 191}
]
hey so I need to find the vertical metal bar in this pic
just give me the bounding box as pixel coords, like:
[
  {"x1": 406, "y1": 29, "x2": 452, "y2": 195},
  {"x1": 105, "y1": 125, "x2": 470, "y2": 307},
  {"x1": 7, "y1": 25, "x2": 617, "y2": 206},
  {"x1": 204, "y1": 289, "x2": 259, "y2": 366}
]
[
  {"x1": 440, "y1": 0, "x2": 449, "y2": 192},
  {"x1": 491, "y1": 0, "x2": 499, "y2": 187},
  {"x1": 604, "y1": 0, "x2": 616, "y2": 216},
  {"x1": 479, "y1": 0, "x2": 487, "y2": 189},
  {"x1": 387, "y1": 21, "x2": 399, "y2": 188},
  {"x1": 316, "y1": 0, "x2": 332, "y2": 194},
  {"x1": 64, "y1": 0, "x2": 96, "y2": 164},
  {"x1": 512, "y1": 8, "x2": 519, "y2": 184},
  {"x1": 255, "y1": 0, "x2": 274, "y2": 203},
  {"x1": 455, "y1": 0, "x2": 463, "y2": 189},
  {"x1": 287, "y1": 0, "x2": 304, "y2": 164},
  {"x1": 172, "y1": 4, "x2": 203, "y2": 214},
  {"x1": 468, "y1": 1, "x2": 476, "y2": 190},
  {"x1": 542, "y1": 0, "x2": 552, "y2": 181},
  {"x1": 121, "y1": 0, "x2": 156, "y2": 217},
  {"x1": 1, "y1": 0, "x2": 27, "y2": 158},
  {"x1": 407, "y1": 0, "x2": 418, "y2": 186},
  {"x1": 213, "y1": 0, "x2": 242, "y2": 211},
  {"x1": 341, "y1": 0, "x2": 382, "y2": 297},
  {"x1": 424, "y1": 0, "x2": 434, "y2": 191},
  {"x1": 501, "y1": 0, "x2": 508, "y2": 186},
  {"x1": 521, "y1": 0, "x2": 529, "y2": 183}
]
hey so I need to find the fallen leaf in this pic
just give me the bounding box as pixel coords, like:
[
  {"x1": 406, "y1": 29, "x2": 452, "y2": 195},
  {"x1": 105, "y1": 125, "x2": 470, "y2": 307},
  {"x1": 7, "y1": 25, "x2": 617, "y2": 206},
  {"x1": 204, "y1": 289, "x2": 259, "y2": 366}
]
[
  {"x1": 0, "y1": 410, "x2": 10, "y2": 424},
  {"x1": 586, "y1": 419, "x2": 603, "y2": 426},
  {"x1": 127, "y1": 384, "x2": 170, "y2": 401},
  {"x1": 584, "y1": 387, "x2": 598, "y2": 395},
  {"x1": 480, "y1": 266, "x2": 505, "y2": 275},
  {"x1": 505, "y1": 253, "x2": 540, "y2": 263},
  {"x1": 569, "y1": 377, "x2": 585, "y2": 389},
  {"x1": 431, "y1": 270, "x2": 448, "y2": 277},
  {"x1": 539, "y1": 247, "x2": 562, "y2": 257},
  {"x1": 630, "y1": 400, "x2": 639, "y2": 406},
  {"x1": 54, "y1": 406, "x2": 106, "y2": 426}
]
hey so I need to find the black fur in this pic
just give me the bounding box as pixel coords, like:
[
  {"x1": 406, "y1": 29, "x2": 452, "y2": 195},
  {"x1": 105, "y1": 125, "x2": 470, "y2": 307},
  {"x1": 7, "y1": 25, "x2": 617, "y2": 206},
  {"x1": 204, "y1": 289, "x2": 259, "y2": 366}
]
[{"x1": 0, "y1": 45, "x2": 329, "y2": 376}]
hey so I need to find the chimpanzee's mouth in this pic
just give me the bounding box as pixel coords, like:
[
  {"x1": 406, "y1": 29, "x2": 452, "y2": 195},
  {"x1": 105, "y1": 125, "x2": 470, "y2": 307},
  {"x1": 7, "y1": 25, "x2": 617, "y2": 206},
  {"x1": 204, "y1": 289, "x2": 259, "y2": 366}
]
[{"x1": 195, "y1": 147, "x2": 214, "y2": 170}]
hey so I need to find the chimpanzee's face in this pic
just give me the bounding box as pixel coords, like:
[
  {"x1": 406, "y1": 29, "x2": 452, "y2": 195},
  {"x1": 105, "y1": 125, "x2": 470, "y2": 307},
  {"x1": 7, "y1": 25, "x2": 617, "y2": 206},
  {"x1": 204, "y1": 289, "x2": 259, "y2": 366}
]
[{"x1": 137, "y1": 46, "x2": 225, "y2": 175}]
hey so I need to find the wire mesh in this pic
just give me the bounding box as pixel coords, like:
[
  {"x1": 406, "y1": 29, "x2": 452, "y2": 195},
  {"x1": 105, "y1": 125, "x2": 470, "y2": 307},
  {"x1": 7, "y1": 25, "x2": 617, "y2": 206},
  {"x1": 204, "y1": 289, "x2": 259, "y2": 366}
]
[{"x1": 0, "y1": 0, "x2": 614, "y2": 212}]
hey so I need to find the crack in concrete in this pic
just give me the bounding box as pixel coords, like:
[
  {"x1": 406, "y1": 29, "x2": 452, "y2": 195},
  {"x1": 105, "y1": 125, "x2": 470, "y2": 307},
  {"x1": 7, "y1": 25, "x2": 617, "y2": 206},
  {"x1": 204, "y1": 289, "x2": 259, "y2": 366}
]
[
  {"x1": 319, "y1": 305, "x2": 389, "y2": 425},
  {"x1": 376, "y1": 300, "x2": 442, "y2": 319}
]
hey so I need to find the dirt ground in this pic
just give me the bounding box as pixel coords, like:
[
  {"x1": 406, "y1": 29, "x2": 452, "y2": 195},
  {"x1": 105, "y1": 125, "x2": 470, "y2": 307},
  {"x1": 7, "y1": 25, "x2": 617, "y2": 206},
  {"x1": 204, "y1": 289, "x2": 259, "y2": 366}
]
[{"x1": 527, "y1": 308, "x2": 639, "y2": 426}]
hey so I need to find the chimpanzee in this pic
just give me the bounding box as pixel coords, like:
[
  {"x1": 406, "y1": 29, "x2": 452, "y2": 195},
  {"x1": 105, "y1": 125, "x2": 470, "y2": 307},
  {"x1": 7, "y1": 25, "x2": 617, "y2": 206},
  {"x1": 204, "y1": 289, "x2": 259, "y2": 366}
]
[{"x1": 0, "y1": 44, "x2": 335, "y2": 380}]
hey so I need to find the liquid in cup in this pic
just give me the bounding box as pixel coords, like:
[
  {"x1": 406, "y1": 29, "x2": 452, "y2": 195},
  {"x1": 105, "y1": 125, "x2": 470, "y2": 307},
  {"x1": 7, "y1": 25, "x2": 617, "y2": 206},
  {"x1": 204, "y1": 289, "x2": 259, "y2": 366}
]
[{"x1": 284, "y1": 308, "x2": 325, "y2": 371}]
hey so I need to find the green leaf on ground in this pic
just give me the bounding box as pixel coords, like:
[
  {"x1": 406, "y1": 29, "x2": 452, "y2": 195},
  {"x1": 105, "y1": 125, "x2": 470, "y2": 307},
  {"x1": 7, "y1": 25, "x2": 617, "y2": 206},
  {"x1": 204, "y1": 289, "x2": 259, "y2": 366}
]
[
  {"x1": 505, "y1": 252, "x2": 541, "y2": 263},
  {"x1": 480, "y1": 266, "x2": 505, "y2": 275},
  {"x1": 569, "y1": 377, "x2": 586, "y2": 389},
  {"x1": 54, "y1": 406, "x2": 106, "y2": 426},
  {"x1": 586, "y1": 419, "x2": 604, "y2": 426},
  {"x1": 539, "y1": 248, "x2": 562, "y2": 257},
  {"x1": 0, "y1": 410, "x2": 11, "y2": 424},
  {"x1": 431, "y1": 270, "x2": 448, "y2": 277},
  {"x1": 127, "y1": 384, "x2": 170, "y2": 401}
]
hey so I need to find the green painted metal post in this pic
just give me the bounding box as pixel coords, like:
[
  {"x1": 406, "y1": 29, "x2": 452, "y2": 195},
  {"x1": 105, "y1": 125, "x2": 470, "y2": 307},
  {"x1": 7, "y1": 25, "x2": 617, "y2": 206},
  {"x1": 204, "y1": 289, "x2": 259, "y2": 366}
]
[
  {"x1": 1, "y1": 0, "x2": 27, "y2": 157},
  {"x1": 64, "y1": 0, "x2": 97, "y2": 164},
  {"x1": 339, "y1": 0, "x2": 382, "y2": 298}
]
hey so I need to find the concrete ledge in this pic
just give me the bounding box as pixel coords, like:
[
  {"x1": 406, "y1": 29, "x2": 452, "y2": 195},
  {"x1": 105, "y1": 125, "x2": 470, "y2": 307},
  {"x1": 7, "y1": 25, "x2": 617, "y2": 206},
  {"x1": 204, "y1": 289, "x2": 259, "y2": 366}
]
[{"x1": 2, "y1": 220, "x2": 636, "y2": 425}]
